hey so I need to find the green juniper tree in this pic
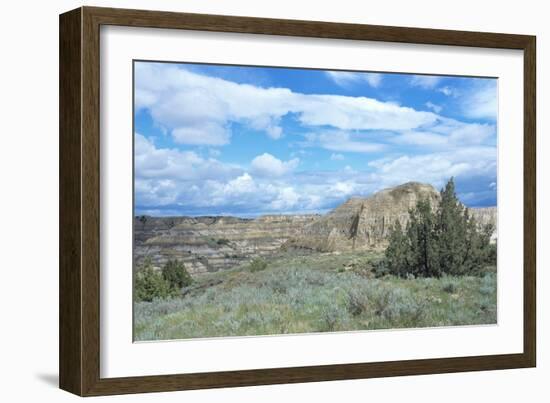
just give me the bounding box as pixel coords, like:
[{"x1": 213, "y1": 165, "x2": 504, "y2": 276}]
[
  {"x1": 461, "y1": 209, "x2": 496, "y2": 275},
  {"x1": 134, "y1": 259, "x2": 193, "y2": 302},
  {"x1": 402, "y1": 198, "x2": 440, "y2": 278},
  {"x1": 134, "y1": 261, "x2": 175, "y2": 302},
  {"x1": 436, "y1": 178, "x2": 468, "y2": 275},
  {"x1": 383, "y1": 178, "x2": 496, "y2": 278},
  {"x1": 161, "y1": 259, "x2": 193, "y2": 289},
  {"x1": 385, "y1": 220, "x2": 409, "y2": 278}
]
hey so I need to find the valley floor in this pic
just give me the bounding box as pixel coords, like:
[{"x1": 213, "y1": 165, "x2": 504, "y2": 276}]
[{"x1": 134, "y1": 251, "x2": 497, "y2": 341}]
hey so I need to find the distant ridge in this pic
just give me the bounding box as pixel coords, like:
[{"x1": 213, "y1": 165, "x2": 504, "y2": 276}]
[
  {"x1": 284, "y1": 182, "x2": 496, "y2": 252},
  {"x1": 134, "y1": 182, "x2": 497, "y2": 274}
]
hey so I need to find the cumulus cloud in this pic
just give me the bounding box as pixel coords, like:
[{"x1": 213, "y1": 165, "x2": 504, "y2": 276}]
[
  {"x1": 134, "y1": 64, "x2": 497, "y2": 214},
  {"x1": 134, "y1": 133, "x2": 242, "y2": 206},
  {"x1": 325, "y1": 71, "x2": 383, "y2": 88},
  {"x1": 135, "y1": 132, "x2": 496, "y2": 215},
  {"x1": 135, "y1": 133, "x2": 240, "y2": 181},
  {"x1": 368, "y1": 146, "x2": 496, "y2": 191},
  {"x1": 297, "y1": 95, "x2": 435, "y2": 131},
  {"x1": 135, "y1": 63, "x2": 437, "y2": 146},
  {"x1": 134, "y1": 127, "x2": 496, "y2": 215},
  {"x1": 269, "y1": 187, "x2": 301, "y2": 210},
  {"x1": 225, "y1": 173, "x2": 256, "y2": 194},
  {"x1": 250, "y1": 153, "x2": 299, "y2": 177},
  {"x1": 134, "y1": 133, "x2": 375, "y2": 215},
  {"x1": 172, "y1": 122, "x2": 230, "y2": 146},
  {"x1": 135, "y1": 135, "x2": 338, "y2": 214}
]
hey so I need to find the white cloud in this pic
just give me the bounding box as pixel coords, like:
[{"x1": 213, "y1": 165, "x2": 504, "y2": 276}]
[
  {"x1": 248, "y1": 116, "x2": 284, "y2": 139},
  {"x1": 330, "y1": 181, "x2": 356, "y2": 196},
  {"x1": 434, "y1": 81, "x2": 496, "y2": 120},
  {"x1": 135, "y1": 132, "x2": 496, "y2": 216},
  {"x1": 135, "y1": 133, "x2": 239, "y2": 181},
  {"x1": 134, "y1": 64, "x2": 497, "y2": 214},
  {"x1": 446, "y1": 121, "x2": 495, "y2": 144},
  {"x1": 392, "y1": 118, "x2": 495, "y2": 149},
  {"x1": 172, "y1": 121, "x2": 230, "y2": 145},
  {"x1": 270, "y1": 187, "x2": 301, "y2": 210},
  {"x1": 135, "y1": 63, "x2": 438, "y2": 146},
  {"x1": 226, "y1": 173, "x2": 256, "y2": 194},
  {"x1": 325, "y1": 71, "x2": 383, "y2": 88},
  {"x1": 410, "y1": 75, "x2": 443, "y2": 89},
  {"x1": 297, "y1": 94, "x2": 435, "y2": 131},
  {"x1": 135, "y1": 89, "x2": 158, "y2": 111},
  {"x1": 368, "y1": 146, "x2": 496, "y2": 191},
  {"x1": 134, "y1": 134, "x2": 375, "y2": 215},
  {"x1": 393, "y1": 131, "x2": 448, "y2": 147},
  {"x1": 306, "y1": 131, "x2": 386, "y2": 153},
  {"x1": 438, "y1": 86, "x2": 457, "y2": 97},
  {"x1": 343, "y1": 165, "x2": 356, "y2": 174},
  {"x1": 460, "y1": 80, "x2": 497, "y2": 120},
  {"x1": 134, "y1": 133, "x2": 243, "y2": 206},
  {"x1": 266, "y1": 125, "x2": 283, "y2": 139},
  {"x1": 251, "y1": 153, "x2": 299, "y2": 177},
  {"x1": 364, "y1": 74, "x2": 383, "y2": 87},
  {"x1": 425, "y1": 101, "x2": 442, "y2": 113}
]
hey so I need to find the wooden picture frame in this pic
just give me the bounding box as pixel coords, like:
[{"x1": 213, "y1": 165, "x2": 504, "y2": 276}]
[{"x1": 59, "y1": 6, "x2": 536, "y2": 396}]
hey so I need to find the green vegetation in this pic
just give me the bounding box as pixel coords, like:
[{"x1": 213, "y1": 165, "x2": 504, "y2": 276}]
[
  {"x1": 382, "y1": 178, "x2": 496, "y2": 278},
  {"x1": 134, "y1": 259, "x2": 192, "y2": 302},
  {"x1": 134, "y1": 263, "x2": 175, "y2": 302},
  {"x1": 134, "y1": 251, "x2": 496, "y2": 341},
  {"x1": 206, "y1": 237, "x2": 232, "y2": 248},
  {"x1": 162, "y1": 259, "x2": 193, "y2": 289},
  {"x1": 248, "y1": 257, "x2": 268, "y2": 272}
]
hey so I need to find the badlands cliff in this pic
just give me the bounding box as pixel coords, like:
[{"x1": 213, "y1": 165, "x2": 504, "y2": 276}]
[
  {"x1": 135, "y1": 182, "x2": 497, "y2": 275},
  {"x1": 134, "y1": 214, "x2": 319, "y2": 274},
  {"x1": 285, "y1": 182, "x2": 441, "y2": 252}
]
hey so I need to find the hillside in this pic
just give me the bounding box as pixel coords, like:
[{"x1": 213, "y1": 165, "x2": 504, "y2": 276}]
[
  {"x1": 134, "y1": 250, "x2": 497, "y2": 340},
  {"x1": 134, "y1": 214, "x2": 319, "y2": 274}
]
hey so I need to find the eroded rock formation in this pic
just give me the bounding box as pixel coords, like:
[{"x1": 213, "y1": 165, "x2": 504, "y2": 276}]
[
  {"x1": 134, "y1": 182, "x2": 497, "y2": 275},
  {"x1": 285, "y1": 182, "x2": 442, "y2": 252},
  {"x1": 134, "y1": 214, "x2": 319, "y2": 274}
]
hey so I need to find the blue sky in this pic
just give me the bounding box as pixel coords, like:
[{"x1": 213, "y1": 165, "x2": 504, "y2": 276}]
[{"x1": 134, "y1": 61, "x2": 497, "y2": 217}]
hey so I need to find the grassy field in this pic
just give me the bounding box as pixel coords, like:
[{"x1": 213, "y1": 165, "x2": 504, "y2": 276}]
[{"x1": 134, "y1": 251, "x2": 497, "y2": 341}]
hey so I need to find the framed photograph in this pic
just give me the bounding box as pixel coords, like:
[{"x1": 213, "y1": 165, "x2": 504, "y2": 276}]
[{"x1": 59, "y1": 6, "x2": 536, "y2": 396}]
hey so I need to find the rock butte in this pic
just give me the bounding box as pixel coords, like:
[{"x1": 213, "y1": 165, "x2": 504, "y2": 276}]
[{"x1": 134, "y1": 182, "x2": 497, "y2": 275}]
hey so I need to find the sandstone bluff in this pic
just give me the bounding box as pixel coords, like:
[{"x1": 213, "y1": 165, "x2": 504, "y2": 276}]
[{"x1": 135, "y1": 182, "x2": 497, "y2": 275}]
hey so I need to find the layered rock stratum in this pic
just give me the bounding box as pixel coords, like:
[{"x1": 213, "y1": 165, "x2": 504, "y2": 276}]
[
  {"x1": 135, "y1": 182, "x2": 497, "y2": 275},
  {"x1": 285, "y1": 182, "x2": 441, "y2": 252},
  {"x1": 134, "y1": 214, "x2": 319, "y2": 274}
]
